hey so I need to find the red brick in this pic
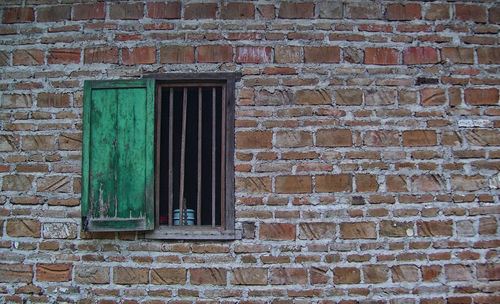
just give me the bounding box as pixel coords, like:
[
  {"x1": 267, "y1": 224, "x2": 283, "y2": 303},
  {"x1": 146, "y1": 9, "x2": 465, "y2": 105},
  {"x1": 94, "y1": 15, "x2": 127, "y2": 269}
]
[
  {"x1": 304, "y1": 46, "x2": 340, "y2": 63},
  {"x1": 333, "y1": 267, "x2": 360, "y2": 284},
  {"x1": 151, "y1": 268, "x2": 186, "y2": 285},
  {"x1": 445, "y1": 264, "x2": 473, "y2": 281},
  {"x1": 84, "y1": 47, "x2": 119, "y2": 64},
  {"x1": 113, "y1": 267, "x2": 148, "y2": 284},
  {"x1": 477, "y1": 47, "x2": 500, "y2": 64},
  {"x1": 13, "y1": 49, "x2": 44, "y2": 66},
  {"x1": 387, "y1": 4, "x2": 421, "y2": 21},
  {"x1": 465, "y1": 88, "x2": 498, "y2": 106},
  {"x1": 190, "y1": 268, "x2": 226, "y2": 285},
  {"x1": 422, "y1": 265, "x2": 442, "y2": 282},
  {"x1": 364, "y1": 130, "x2": 399, "y2": 147},
  {"x1": 198, "y1": 45, "x2": 233, "y2": 63},
  {"x1": 0, "y1": 264, "x2": 33, "y2": 283},
  {"x1": 235, "y1": 177, "x2": 272, "y2": 194},
  {"x1": 403, "y1": 47, "x2": 439, "y2": 65},
  {"x1": 236, "y1": 46, "x2": 271, "y2": 63},
  {"x1": 316, "y1": 174, "x2": 352, "y2": 193},
  {"x1": 421, "y1": 88, "x2": 446, "y2": 106},
  {"x1": 36, "y1": 263, "x2": 72, "y2": 282},
  {"x1": 3, "y1": 7, "x2": 34, "y2": 24},
  {"x1": 380, "y1": 220, "x2": 412, "y2": 237},
  {"x1": 402, "y1": 130, "x2": 437, "y2": 147},
  {"x1": 296, "y1": 89, "x2": 331, "y2": 105},
  {"x1": 74, "y1": 3, "x2": 105, "y2": 20},
  {"x1": 441, "y1": 47, "x2": 474, "y2": 64},
  {"x1": 298, "y1": 222, "x2": 336, "y2": 240},
  {"x1": 37, "y1": 6, "x2": 71, "y2": 22},
  {"x1": 417, "y1": 220, "x2": 453, "y2": 237},
  {"x1": 48, "y1": 48, "x2": 80, "y2": 64},
  {"x1": 37, "y1": 93, "x2": 70, "y2": 108},
  {"x1": 276, "y1": 131, "x2": 312, "y2": 148},
  {"x1": 490, "y1": 7, "x2": 500, "y2": 24},
  {"x1": 412, "y1": 175, "x2": 443, "y2": 192},
  {"x1": 278, "y1": 2, "x2": 314, "y2": 19},
  {"x1": 221, "y1": 3, "x2": 254, "y2": 20},
  {"x1": 275, "y1": 175, "x2": 312, "y2": 194},
  {"x1": 364, "y1": 48, "x2": 398, "y2": 65},
  {"x1": 147, "y1": 2, "x2": 181, "y2": 19},
  {"x1": 392, "y1": 265, "x2": 419, "y2": 282},
  {"x1": 122, "y1": 47, "x2": 156, "y2": 65},
  {"x1": 479, "y1": 217, "x2": 497, "y2": 235},
  {"x1": 270, "y1": 268, "x2": 307, "y2": 285},
  {"x1": 260, "y1": 223, "x2": 296, "y2": 241},
  {"x1": 160, "y1": 46, "x2": 194, "y2": 64},
  {"x1": 110, "y1": 2, "x2": 144, "y2": 20},
  {"x1": 345, "y1": 2, "x2": 383, "y2": 19},
  {"x1": 236, "y1": 131, "x2": 272, "y2": 149},
  {"x1": 451, "y1": 174, "x2": 486, "y2": 191},
  {"x1": 340, "y1": 222, "x2": 376, "y2": 239},
  {"x1": 184, "y1": 3, "x2": 218, "y2": 19},
  {"x1": 231, "y1": 268, "x2": 267, "y2": 285},
  {"x1": 455, "y1": 4, "x2": 487, "y2": 23}
]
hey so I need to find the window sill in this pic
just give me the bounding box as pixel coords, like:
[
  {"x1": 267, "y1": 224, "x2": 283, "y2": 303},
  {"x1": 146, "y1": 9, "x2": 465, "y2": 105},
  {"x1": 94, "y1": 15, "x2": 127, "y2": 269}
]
[{"x1": 144, "y1": 226, "x2": 242, "y2": 240}]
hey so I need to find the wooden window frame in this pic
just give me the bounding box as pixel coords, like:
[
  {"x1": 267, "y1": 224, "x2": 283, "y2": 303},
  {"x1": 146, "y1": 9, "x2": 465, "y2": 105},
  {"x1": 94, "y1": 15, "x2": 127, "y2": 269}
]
[{"x1": 144, "y1": 73, "x2": 241, "y2": 240}]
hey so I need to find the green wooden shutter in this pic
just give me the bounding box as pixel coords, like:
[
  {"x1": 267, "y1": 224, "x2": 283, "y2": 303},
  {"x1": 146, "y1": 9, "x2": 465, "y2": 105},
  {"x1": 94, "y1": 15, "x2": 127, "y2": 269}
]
[{"x1": 82, "y1": 79, "x2": 155, "y2": 231}]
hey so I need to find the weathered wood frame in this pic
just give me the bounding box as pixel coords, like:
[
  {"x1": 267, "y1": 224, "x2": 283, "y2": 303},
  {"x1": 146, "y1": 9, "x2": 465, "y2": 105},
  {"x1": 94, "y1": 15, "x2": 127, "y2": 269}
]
[{"x1": 145, "y1": 73, "x2": 240, "y2": 240}]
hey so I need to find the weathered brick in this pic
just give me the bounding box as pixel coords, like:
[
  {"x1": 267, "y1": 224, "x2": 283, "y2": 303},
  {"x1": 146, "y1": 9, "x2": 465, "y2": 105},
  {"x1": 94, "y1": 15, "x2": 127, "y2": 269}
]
[
  {"x1": 479, "y1": 217, "x2": 497, "y2": 235},
  {"x1": 316, "y1": 174, "x2": 352, "y2": 192},
  {"x1": 236, "y1": 131, "x2": 272, "y2": 149},
  {"x1": 110, "y1": 2, "x2": 144, "y2": 20},
  {"x1": 356, "y1": 174, "x2": 378, "y2": 192},
  {"x1": 422, "y1": 265, "x2": 442, "y2": 282},
  {"x1": 159, "y1": 46, "x2": 194, "y2": 64},
  {"x1": 477, "y1": 47, "x2": 500, "y2": 64},
  {"x1": 412, "y1": 175, "x2": 443, "y2": 192},
  {"x1": 392, "y1": 265, "x2": 419, "y2": 282},
  {"x1": 276, "y1": 131, "x2": 312, "y2": 148},
  {"x1": 59, "y1": 133, "x2": 82, "y2": 151},
  {"x1": 37, "y1": 6, "x2": 70, "y2": 22},
  {"x1": 184, "y1": 3, "x2": 217, "y2": 19},
  {"x1": 3, "y1": 7, "x2": 34, "y2": 24},
  {"x1": 380, "y1": 220, "x2": 412, "y2": 237},
  {"x1": 256, "y1": 89, "x2": 294, "y2": 105},
  {"x1": 441, "y1": 47, "x2": 474, "y2": 64},
  {"x1": 317, "y1": 0, "x2": 342, "y2": 19},
  {"x1": 75, "y1": 265, "x2": 110, "y2": 284},
  {"x1": 364, "y1": 130, "x2": 399, "y2": 147},
  {"x1": 231, "y1": 268, "x2": 267, "y2": 285},
  {"x1": 464, "y1": 130, "x2": 500, "y2": 146},
  {"x1": 13, "y1": 49, "x2": 44, "y2": 66},
  {"x1": 1, "y1": 94, "x2": 33, "y2": 108},
  {"x1": 260, "y1": 223, "x2": 296, "y2": 241},
  {"x1": 386, "y1": 175, "x2": 408, "y2": 192},
  {"x1": 334, "y1": 89, "x2": 363, "y2": 106},
  {"x1": 190, "y1": 268, "x2": 226, "y2": 285},
  {"x1": 455, "y1": 4, "x2": 487, "y2": 23},
  {"x1": 363, "y1": 265, "x2": 388, "y2": 283},
  {"x1": 275, "y1": 175, "x2": 312, "y2": 194},
  {"x1": 0, "y1": 135, "x2": 20, "y2": 152},
  {"x1": 236, "y1": 46, "x2": 271, "y2": 63},
  {"x1": 365, "y1": 90, "x2": 395, "y2": 106},
  {"x1": 464, "y1": 88, "x2": 498, "y2": 106},
  {"x1": 402, "y1": 130, "x2": 437, "y2": 147},
  {"x1": 37, "y1": 93, "x2": 70, "y2": 108},
  {"x1": 340, "y1": 222, "x2": 376, "y2": 239},
  {"x1": 477, "y1": 263, "x2": 500, "y2": 281},
  {"x1": 364, "y1": 48, "x2": 398, "y2": 65},
  {"x1": 403, "y1": 47, "x2": 438, "y2": 65},
  {"x1": 278, "y1": 2, "x2": 314, "y2": 19},
  {"x1": 114, "y1": 267, "x2": 148, "y2": 284},
  {"x1": 37, "y1": 263, "x2": 72, "y2": 282},
  {"x1": 387, "y1": 4, "x2": 421, "y2": 21},
  {"x1": 221, "y1": 3, "x2": 254, "y2": 20},
  {"x1": 147, "y1": 2, "x2": 181, "y2": 19},
  {"x1": 22, "y1": 135, "x2": 56, "y2": 151},
  {"x1": 151, "y1": 268, "x2": 186, "y2": 285},
  {"x1": 445, "y1": 264, "x2": 473, "y2": 281},
  {"x1": 198, "y1": 45, "x2": 233, "y2": 63},
  {"x1": 2, "y1": 175, "x2": 34, "y2": 191},
  {"x1": 235, "y1": 177, "x2": 272, "y2": 194},
  {"x1": 122, "y1": 47, "x2": 155, "y2": 65},
  {"x1": 490, "y1": 7, "x2": 500, "y2": 24},
  {"x1": 298, "y1": 222, "x2": 336, "y2": 240},
  {"x1": 296, "y1": 89, "x2": 331, "y2": 105},
  {"x1": 84, "y1": 47, "x2": 119, "y2": 64},
  {"x1": 421, "y1": 88, "x2": 446, "y2": 106},
  {"x1": 0, "y1": 264, "x2": 33, "y2": 283},
  {"x1": 304, "y1": 46, "x2": 340, "y2": 63},
  {"x1": 317, "y1": 129, "x2": 352, "y2": 147},
  {"x1": 333, "y1": 267, "x2": 360, "y2": 284},
  {"x1": 275, "y1": 46, "x2": 302, "y2": 63},
  {"x1": 417, "y1": 220, "x2": 453, "y2": 237},
  {"x1": 74, "y1": 3, "x2": 105, "y2": 20},
  {"x1": 0, "y1": 50, "x2": 8, "y2": 66},
  {"x1": 48, "y1": 48, "x2": 80, "y2": 64},
  {"x1": 345, "y1": 2, "x2": 383, "y2": 19},
  {"x1": 37, "y1": 176, "x2": 71, "y2": 193},
  {"x1": 425, "y1": 4, "x2": 450, "y2": 20},
  {"x1": 270, "y1": 268, "x2": 307, "y2": 285}
]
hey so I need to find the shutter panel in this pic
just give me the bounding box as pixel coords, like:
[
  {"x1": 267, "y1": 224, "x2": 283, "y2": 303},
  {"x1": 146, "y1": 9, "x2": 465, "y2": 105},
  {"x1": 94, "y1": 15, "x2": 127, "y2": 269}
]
[{"x1": 82, "y1": 79, "x2": 155, "y2": 231}]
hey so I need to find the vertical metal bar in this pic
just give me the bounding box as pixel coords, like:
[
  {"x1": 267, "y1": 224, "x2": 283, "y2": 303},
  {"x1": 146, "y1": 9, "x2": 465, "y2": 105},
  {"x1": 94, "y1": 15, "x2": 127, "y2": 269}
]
[
  {"x1": 212, "y1": 87, "x2": 216, "y2": 227},
  {"x1": 179, "y1": 88, "x2": 187, "y2": 226},
  {"x1": 155, "y1": 85, "x2": 162, "y2": 228},
  {"x1": 168, "y1": 88, "x2": 173, "y2": 226},
  {"x1": 197, "y1": 87, "x2": 202, "y2": 226},
  {"x1": 220, "y1": 85, "x2": 226, "y2": 228}
]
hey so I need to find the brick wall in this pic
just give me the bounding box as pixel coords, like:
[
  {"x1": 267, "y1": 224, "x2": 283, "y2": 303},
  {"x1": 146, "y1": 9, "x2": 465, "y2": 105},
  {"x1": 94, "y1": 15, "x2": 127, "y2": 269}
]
[{"x1": 1, "y1": 1, "x2": 500, "y2": 303}]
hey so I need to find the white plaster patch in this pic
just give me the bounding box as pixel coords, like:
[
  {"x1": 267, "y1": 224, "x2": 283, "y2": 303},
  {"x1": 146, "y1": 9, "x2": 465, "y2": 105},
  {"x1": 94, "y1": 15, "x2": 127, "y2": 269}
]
[{"x1": 458, "y1": 119, "x2": 493, "y2": 128}]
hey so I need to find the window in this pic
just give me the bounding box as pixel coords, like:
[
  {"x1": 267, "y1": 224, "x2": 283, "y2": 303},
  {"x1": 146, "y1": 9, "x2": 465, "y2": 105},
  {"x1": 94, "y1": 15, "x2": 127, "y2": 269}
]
[{"x1": 81, "y1": 73, "x2": 240, "y2": 240}]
